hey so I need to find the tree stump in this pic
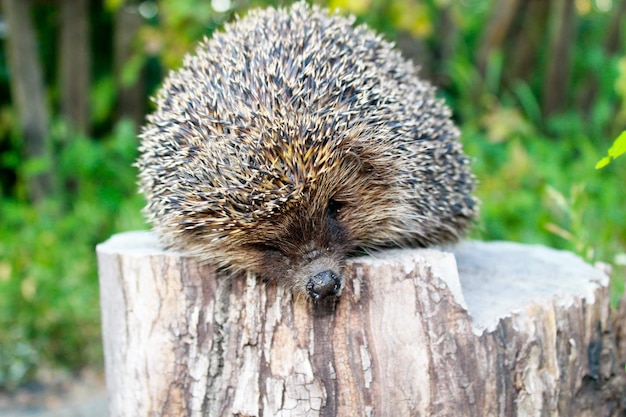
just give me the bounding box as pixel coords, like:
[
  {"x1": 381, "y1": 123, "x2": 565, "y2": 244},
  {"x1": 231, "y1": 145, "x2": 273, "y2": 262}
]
[{"x1": 96, "y1": 231, "x2": 625, "y2": 416}]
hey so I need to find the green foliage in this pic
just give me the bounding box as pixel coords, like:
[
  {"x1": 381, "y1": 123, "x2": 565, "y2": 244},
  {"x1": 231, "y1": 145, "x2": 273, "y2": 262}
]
[{"x1": 0, "y1": 121, "x2": 147, "y2": 387}]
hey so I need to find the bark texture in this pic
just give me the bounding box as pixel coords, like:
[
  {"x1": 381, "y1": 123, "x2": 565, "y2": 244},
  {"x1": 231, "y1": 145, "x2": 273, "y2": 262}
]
[
  {"x1": 59, "y1": 0, "x2": 90, "y2": 135},
  {"x1": 542, "y1": 0, "x2": 577, "y2": 116},
  {"x1": 2, "y1": 0, "x2": 53, "y2": 202},
  {"x1": 97, "y1": 232, "x2": 623, "y2": 417},
  {"x1": 113, "y1": 4, "x2": 145, "y2": 125}
]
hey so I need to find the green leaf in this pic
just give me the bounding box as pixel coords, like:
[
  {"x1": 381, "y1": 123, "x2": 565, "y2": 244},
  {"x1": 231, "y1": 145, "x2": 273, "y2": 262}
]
[
  {"x1": 608, "y1": 131, "x2": 626, "y2": 159},
  {"x1": 596, "y1": 130, "x2": 626, "y2": 169},
  {"x1": 595, "y1": 156, "x2": 611, "y2": 169}
]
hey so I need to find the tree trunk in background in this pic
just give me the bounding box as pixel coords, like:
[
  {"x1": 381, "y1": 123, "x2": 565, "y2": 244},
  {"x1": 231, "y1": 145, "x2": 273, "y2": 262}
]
[
  {"x1": 432, "y1": 4, "x2": 458, "y2": 89},
  {"x1": 543, "y1": 0, "x2": 577, "y2": 117},
  {"x1": 477, "y1": 0, "x2": 522, "y2": 80},
  {"x1": 59, "y1": 0, "x2": 91, "y2": 136},
  {"x1": 579, "y1": 0, "x2": 626, "y2": 119},
  {"x1": 114, "y1": 4, "x2": 145, "y2": 125},
  {"x1": 602, "y1": 0, "x2": 626, "y2": 56},
  {"x1": 2, "y1": 0, "x2": 53, "y2": 203},
  {"x1": 508, "y1": 0, "x2": 550, "y2": 84}
]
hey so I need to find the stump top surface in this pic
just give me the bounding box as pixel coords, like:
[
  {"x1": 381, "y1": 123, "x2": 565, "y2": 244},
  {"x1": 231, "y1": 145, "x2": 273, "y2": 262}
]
[
  {"x1": 97, "y1": 230, "x2": 169, "y2": 255},
  {"x1": 453, "y1": 240, "x2": 608, "y2": 331}
]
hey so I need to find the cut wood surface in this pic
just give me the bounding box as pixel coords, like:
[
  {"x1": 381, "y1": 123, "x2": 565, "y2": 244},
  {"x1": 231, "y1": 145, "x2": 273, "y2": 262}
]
[{"x1": 97, "y1": 231, "x2": 624, "y2": 417}]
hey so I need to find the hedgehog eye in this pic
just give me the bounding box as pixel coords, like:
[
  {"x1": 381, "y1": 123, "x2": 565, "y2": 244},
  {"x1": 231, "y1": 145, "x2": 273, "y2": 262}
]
[{"x1": 327, "y1": 199, "x2": 344, "y2": 219}]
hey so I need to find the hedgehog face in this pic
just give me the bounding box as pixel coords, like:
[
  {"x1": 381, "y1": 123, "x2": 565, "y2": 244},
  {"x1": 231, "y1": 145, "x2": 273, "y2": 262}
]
[
  {"x1": 215, "y1": 153, "x2": 398, "y2": 299},
  {"x1": 241, "y1": 198, "x2": 351, "y2": 299}
]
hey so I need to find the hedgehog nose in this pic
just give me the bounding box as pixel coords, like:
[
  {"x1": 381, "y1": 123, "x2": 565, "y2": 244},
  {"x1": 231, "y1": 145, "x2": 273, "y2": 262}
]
[{"x1": 306, "y1": 270, "x2": 341, "y2": 300}]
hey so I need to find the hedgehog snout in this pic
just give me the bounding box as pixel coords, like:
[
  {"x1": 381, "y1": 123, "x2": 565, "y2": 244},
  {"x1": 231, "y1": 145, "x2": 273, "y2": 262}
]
[{"x1": 306, "y1": 270, "x2": 341, "y2": 300}]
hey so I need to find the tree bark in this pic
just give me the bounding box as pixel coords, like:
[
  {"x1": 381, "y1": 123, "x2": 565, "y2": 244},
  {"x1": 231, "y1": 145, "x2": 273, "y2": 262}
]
[
  {"x1": 2, "y1": 0, "x2": 53, "y2": 203},
  {"x1": 542, "y1": 0, "x2": 577, "y2": 117},
  {"x1": 602, "y1": 0, "x2": 626, "y2": 57},
  {"x1": 579, "y1": 0, "x2": 626, "y2": 118},
  {"x1": 97, "y1": 232, "x2": 625, "y2": 416},
  {"x1": 430, "y1": 3, "x2": 458, "y2": 89},
  {"x1": 476, "y1": 0, "x2": 522, "y2": 79},
  {"x1": 59, "y1": 0, "x2": 90, "y2": 135},
  {"x1": 113, "y1": 3, "x2": 145, "y2": 126},
  {"x1": 508, "y1": 0, "x2": 550, "y2": 84}
]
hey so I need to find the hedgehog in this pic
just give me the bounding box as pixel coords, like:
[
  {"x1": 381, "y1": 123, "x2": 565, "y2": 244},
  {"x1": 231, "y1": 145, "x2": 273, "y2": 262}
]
[{"x1": 136, "y1": 2, "x2": 478, "y2": 301}]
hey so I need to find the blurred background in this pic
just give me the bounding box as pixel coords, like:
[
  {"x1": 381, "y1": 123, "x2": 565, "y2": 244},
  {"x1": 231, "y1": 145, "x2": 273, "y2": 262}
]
[{"x1": 0, "y1": 0, "x2": 624, "y2": 394}]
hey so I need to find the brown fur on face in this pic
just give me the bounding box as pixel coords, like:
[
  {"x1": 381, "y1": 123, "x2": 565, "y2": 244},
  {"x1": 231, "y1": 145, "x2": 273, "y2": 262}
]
[
  {"x1": 136, "y1": 3, "x2": 478, "y2": 298},
  {"x1": 228, "y1": 148, "x2": 401, "y2": 295}
]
